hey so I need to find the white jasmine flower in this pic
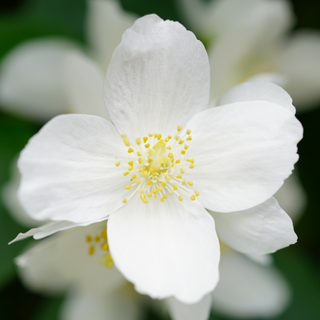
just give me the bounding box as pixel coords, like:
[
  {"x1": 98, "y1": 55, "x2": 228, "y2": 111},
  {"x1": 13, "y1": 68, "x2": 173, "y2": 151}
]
[
  {"x1": 177, "y1": 0, "x2": 320, "y2": 110},
  {"x1": 17, "y1": 223, "x2": 212, "y2": 320},
  {"x1": 12, "y1": 15, "x2": 302, "y2": 303},
  {"x1": 0, "y1": 0, "x2": 136, "y2": 122}
]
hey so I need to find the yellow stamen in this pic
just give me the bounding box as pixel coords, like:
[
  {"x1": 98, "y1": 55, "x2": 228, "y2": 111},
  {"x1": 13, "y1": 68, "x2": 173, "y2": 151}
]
[
  {"x1": 189, "y1": 163, "x2": 195, "y2": 169},
  {"x1": 176, "y1": 160, "x2": 180, "y2": 164},
  {"x1": 121, "y1": 134, "x2": 127, "y2": 138},
  {"x1": 138, "y1": 158, "x2": 142, "y2": 164},
  {"x1": 123, "y1": 172, "x2": 129, "y2": 176},
  {"x1": 147, "y1": 193, "x2": 152, "y2": 197},
  {"x1": 186, "y1": 129, "x2": 191, "y2": 135},
  {"x1": 195, "y1": 190, "x2": 200, "y2": 197},
  {"x1": 102, "y1": 243, "x2": 109, "y2": 251},
  {"x1": 125, "y1": 185, "x2": 132, "y2": 190},
  {"x1": 89, "y1": 246, "x2": 95, "y2": 256},
  {"x1": 137, "y1": 151, "x2": 141, "y2": 156},
  {"x1": 145, "y1": 143, "x2": 150, "y2": 148},
  {"x1": 128, "y1": 166, "x2": 133, "y2": 171},
  {"x1": 161, "y1": 182, "x2": 167, "y2": 186},
  {"x1": 177, "y1": 125, "x2": 182, "y2": 132},
  {"x1": 187, "y1": 181, "x2": 193, "y2": 186},
  {"x1": 86, "y1": 235, "x2": 92, "y2": 242},
  {"x1": 173, "y1": 185, "x2": 178, "y2": 190},
  {"x1": 152, "y1": 189, "x2": 158, "y2": 194},
  {"x1": 181, "y1": 150, "x2": 185, "y2": 154},
  {"x1": 184, "y1": 145, "x2": 189, "y2": 150},
  {"x1": 100, "y1": 230, "x2": 107, "y2": 240},
  {"x1": 148, "y1": 133, "x2": 153, "y2": 137},
  {"x1": 136, "y1": 137, "x2": 141, "y2": 145},
  {"x1": 186, "y1": 136, "x2": 192, "y2": 141},
  {"x1": 179, "y1": 139, "x2": 184, "y2": 144},
  {"x1": 180, "y1": 168, "x2": 185, "y2": 174},
  {"x1": 115, "y1": 162, "x2": 120, "y2": 167},
  {"x1": 123, "y1": 198, "x2": 127, "y2": 203},
  {"x1": 176, "y1": 175, "x2": 182, "y2": 179},
  {"x1": 128, "y1": 161, "x2": 133, "y2": 166},
  {"x1": 179, "y1": 195, "x2": 183, "y2": 201},
  {"x1": 135, "y1": 179, "x2": 141, "y2": 184},
  {"x1": 147, "y1": 180, "x2": 152, "y2": 185},
  {"x1": 190, "y1": 195, "x2": 196, "y2": 201},
  {"x1": 123, "y1": 139, "x2": 130, "y2": 146},
  {"x1": 128, "y1": 148, "x2": 134, "y2": 153},
  {"x1": 143, "y1": 137, "x2": 148, "y2": 143}
]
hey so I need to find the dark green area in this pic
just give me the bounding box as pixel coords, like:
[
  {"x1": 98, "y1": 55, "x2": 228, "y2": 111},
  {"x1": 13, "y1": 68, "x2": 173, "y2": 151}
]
[{"x1": 0, "y1": 0, "x2": 320, "y2": 319}]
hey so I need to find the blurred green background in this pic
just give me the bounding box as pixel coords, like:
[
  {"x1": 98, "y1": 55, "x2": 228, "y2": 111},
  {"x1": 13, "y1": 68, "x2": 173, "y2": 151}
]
[{"x1": 0, "y1": 0, "x2": 320, "y2": 319}]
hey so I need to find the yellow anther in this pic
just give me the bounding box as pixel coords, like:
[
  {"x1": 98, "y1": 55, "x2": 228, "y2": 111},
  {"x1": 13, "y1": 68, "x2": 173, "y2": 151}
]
[
  {"x1": 152, "y1": 189, "x2": 158, "y2": 194},
  {"x1": 175, "y1": 159, "x2": 180, "y2": 164},
  {"x1": 89, "y1": 245, "x2": 95, "y2": 256},
  {"x1": 145, "y1": 143, "x2": 150, "y2": 148},
  {"x1": 115, "y1": 162, "x2": 120, "y2": 167},
  {"x1": 128, "y1": 161, "x2": 133, "y2": 166},
  {"x1": 121, "y1": 134, "x2": 127, "y2": 138},
  {"x1": 184, "y1": 145, "x2": 189, "y2": 150},
  {"x1": 128, "y1": 148, "x2": 134, "y2": 153},
  {"x1": 165, "y1": 175, "x2": 172, "y2": 180},
  {"x1": 187, "y1": 181, "x2": 193, "y2": 186},
  {"x1": 125, "y1": 185, "x2": 132, "y2": 190},
  {"x1": 102, "y1": 243, "x2": 109, "y2": 251},
  {"x1": 194, "y1": 190, "x2": 200, "y2": 197},
  {"x1": 123, "y1": 139, "x2": 130, "y2": 146},
  {"x1": 107, "y1": 254, "x2": 113, "y2": 268},
  {"x1": 190, "y1": 195, "x2": 196, "y2": 201},
  {"x1": 136, "y1": 137, "x2": 141, "y2": 145},
  {"x1": 189, "y1": 164, "x2": 195, "y2": 169},
  {"x1": 128, "y1": 166, "x2": 133, "y2": 171},
  {"x1": 143, "y1": 137, "x2": 148, "y2": 143},
  {"x1": 163, "y1": 194, "x2": 168, "y2": 199},
  {"x1": 137, "y1": 151, "x2": 141, "y2": 156},
  {"x1": 186, "y1": 136, "x2": 192, "y2": 141},
  {"x1": 154, "y1": 133, "x2": 159, "y2": 139},
  {"x1": 147, "y1": 193, "x2": 152, "y2": 197},
  {"x1": 179, "y1": 195, "x2": 183, "y2": 201},
  {"x1": 180, "y1": 168, "x2": 185, "y2": 174},
  {"x1": 173, "y1": 185, "x2": 178, "y2": 190},
  {"x1": 161, "y1": 182, "x2": 167, "y2": 187},
  {"x1": 132, "y1": 174, "x2": 137, "y2": 180},
  {"x1": 188, "y1": 158, "x2": 195, "y2": 163},
  {"x1": 140, "y1": 194, "x2": 148, "y2": 204},
  {"x1": 148, "y1": 133, "x2": 153, "y2": 137},
  {"x1": 168, "y1": 153, "x2": 173, "y2": 158},
  {"x1": 179, "y1": 139, "x2": 184, "y2": 145},
  {"x1": 147, "y1": 180, "x2": 152, "y2": 185},
  {"x1": 138, "y1": 158, "x2": 142, "y2": 164},
  {"x1": 176, "y1": 175, "x2": 182, "y2": 179},
  {"x1": 160, "y1": 197, "x2": 165, "y2": 203},
  {"x1": 186, "y1": 129, "x2": 191, "y2": 135},
  {"x1": 100, "y1": 230, "x2": 107, "y2": 240},
  {"x1": 158, "y1": 186, "x2": 163, "y2": 191},
  {"x1": 165, "y1": 138, "x2": 169, "y2": 142},
  {"x1": 123, "y1": 198, "x2": 127, "y2": 203},
  {"x1": 123, "y1": 172, "x2": 129, "y2": 176},
  {"x1": 167, "y1": 146, "x2": 171, "y2": 150},
  {"x1": 95, "y1": 236, "x2": 100, "y2": 242},
  {"x1": 157, "y1": 134, "x2": 162, "y2": 140},
  {"x1": 86, "y1": 235, "x2": 92, "y2": 242},
  {"x1": 168, "y1": 135, "x2": 172, "y2": 139},
  {"x1": 135, "y1": 179, "x2": 141, "y2": 184},
  {"x1": 177, "y1": 125, "x2": 182, "y2": 132},
  {"x1": 181, "y1": 150, "x2": 185, "y2": 154},
  {"x1": 139, "y1": 189, "x2": 145, "y2": 194},
  {"x1": 182, "y1": 180, "x2": 187, "y2": 185},
  {"x1": 169, "y1": 190, "x2": 174, "y2": 195},
  {"x1": 175, "y1": 134, "x2": 180, "y2": 140}
]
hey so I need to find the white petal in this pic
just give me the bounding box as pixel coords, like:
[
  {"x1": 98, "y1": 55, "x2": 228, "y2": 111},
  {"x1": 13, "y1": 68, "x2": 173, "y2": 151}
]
[
  {"x1": 104, "y1": 14, "x2": 210, "y2": 138},
  {"x1": 178, "y1": 0, "x2": 293, "y2": 42},
  {"x1": 211, "y1": 250, "x2": 290, "y2": 318},
  {"x1": 184, "y1": 101, "x2": 302, "y2": 212},
  {"x1": 18, "y1": 114, "x2": 130, "y2": 223},
  {"x1": 218, "y1": 81, "x2": 295, "y2": 114},
  {"x1": 61, "y1": 289, "x2": 142, "y2": 320},
  {"x1": 63, "y1": 51, "x2": 111, "y2": 121},
  {"x1": 108, "y1": 195, "x2": 220, "y2": 304},
  {"x1": 210, "y1": 197, "x2": 297, "y2": 256},
  {"x1": 53, "y1": 223, "x2": 128, "y2": 294},
  {"x1": 2, "y1": 157, "x2": 43, "y2": 227},
  {"x1": 274, "y1": 171, "x2": 306, "y2": 222},
  {"x1": 0, "y1": 38, "x2": 77, "y2": 122},
  {"x1": 276, "y1": 31, "x2": 320, "y2": 110},
  {"x1": 86, "y1": 0, "x2": 137, "y2": 71},
  {"x1": 165, "y1": 294, "x2": 212, "y2": 320},
  {"x1": 15, "y1": 238, "x2": 67, "y2": 294}
]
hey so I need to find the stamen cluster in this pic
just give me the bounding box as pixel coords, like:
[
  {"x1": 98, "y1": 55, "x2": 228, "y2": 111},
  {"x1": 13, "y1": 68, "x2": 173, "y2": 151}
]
[{"x1": 115, "y1": 126, "x2": 200, "y2": 204}]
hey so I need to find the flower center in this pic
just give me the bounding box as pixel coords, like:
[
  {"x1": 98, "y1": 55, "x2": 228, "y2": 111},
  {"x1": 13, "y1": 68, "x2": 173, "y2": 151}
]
[
  {"x1": 115, "y1": 126, "x2": 200, "y2": 204},
  {"x1": 86, "y1": 228, "x2": 113, "y2": 268}
]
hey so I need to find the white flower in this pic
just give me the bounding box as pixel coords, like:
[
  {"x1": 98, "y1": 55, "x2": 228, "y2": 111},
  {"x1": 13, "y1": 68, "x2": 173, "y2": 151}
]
[
  {"x1": 12, "y1": 15, "x2": 302, "y2": 304},
  {"x1": 177, "y1": 0, "x2": 320, "y2": 110},
  {"x1": 0, "y1": 0, "x2": 137, "y2": 122},
  {"x1": 16, "y1": 222, "x2": 212, "y2": 320}
]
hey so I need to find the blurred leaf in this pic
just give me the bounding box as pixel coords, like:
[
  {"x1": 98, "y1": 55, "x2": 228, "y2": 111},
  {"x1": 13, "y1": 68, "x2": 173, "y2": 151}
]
[{"x1": 32, "y1": 296, "x2": 64, "y2": 320}]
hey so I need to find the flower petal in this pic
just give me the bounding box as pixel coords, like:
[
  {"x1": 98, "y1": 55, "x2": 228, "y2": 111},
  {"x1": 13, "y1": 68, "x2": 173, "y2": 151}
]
[
  {"x1": 276, "y1": 31, "x2": 320, "y2": 110},
  {"x1": 104, "y1": 14, "x2": 210, "y2": 138},
  {"x1": 18, "y1": 114, "x2": 131, "y2": 223},
  {"x1": 108, "y1": 195, "x2": 220, "y2": 304},
  {"x1": 61, "y1": 290, "x2": 142, "y2": 320},
  {"x1": 86, "y1": 0, "x2": 137, "y2": 71},
  {"x1": 0, "y1": 38, "x2": 77, "y2": 122},
  {"x1": 165, "y1": 294, "x2": 212, "y2": 320},
  {"x1": 218, "y1": 81, "x2": 295, "y2": 114},
  {"x1": 63, "y1": 51, "x2": 111, "y2": 121},
  {"x1": 15, "y1": 238, "x2": 67, "y2": 294},
  {"x1": 184, "y1": 101, "x2": 302, "y2": 212},
  {"x1": 210, "y1": 197, "x2": 297, "y2": 256},
  {"x1": 211, "y1": 250, "x2": 290, "y2": 318}
]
